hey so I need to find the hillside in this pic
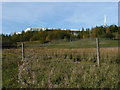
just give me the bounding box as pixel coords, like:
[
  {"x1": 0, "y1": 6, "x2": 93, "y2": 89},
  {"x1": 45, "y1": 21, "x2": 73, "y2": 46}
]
[
  {"x1": 23, "y1": 39, "x2": 119, "y2": 49},
  {"x1": 2, "y1": 25, "x2": 119, "y2": 49}
]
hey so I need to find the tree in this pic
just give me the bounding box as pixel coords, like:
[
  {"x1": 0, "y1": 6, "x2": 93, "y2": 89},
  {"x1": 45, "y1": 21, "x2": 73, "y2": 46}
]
[
  {"x1": 106, "y1": 28, "x2": 111, "y2": 33},
  {"x1": 2, "y1": 34, "x2": 17, "y2": 48},
  {"x1": 45, "y1": 35, "x2": 51, "y2": 41},
  {"x1": 105, "y1": 33, "x2": 114, "y2": 39}
]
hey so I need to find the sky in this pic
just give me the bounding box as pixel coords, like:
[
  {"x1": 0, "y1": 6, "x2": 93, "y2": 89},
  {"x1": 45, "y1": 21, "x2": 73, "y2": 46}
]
[{"x1": 2, "y1": 2, "x2": 118, "y2": 34}]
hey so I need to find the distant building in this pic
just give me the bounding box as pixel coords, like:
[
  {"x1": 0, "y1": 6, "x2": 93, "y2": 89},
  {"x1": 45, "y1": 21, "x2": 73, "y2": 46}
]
[
  {"x1": 15, "y1": 28, "x2": 80, "y2": 36},
  {"x1": 15, "y1": 32, "x2": 22, "y2": 34},
  {"x1": 24, "y1": 28, "x2": 46, "y2": 32},
  {"x1": 71, "y1": 31, "x2": 80, "y2": 36}
]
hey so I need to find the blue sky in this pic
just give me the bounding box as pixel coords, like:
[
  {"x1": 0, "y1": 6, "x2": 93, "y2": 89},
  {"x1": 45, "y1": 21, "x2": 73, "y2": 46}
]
[{"x1": 2, "y1": 2, "x2": 118, "y2": 34}]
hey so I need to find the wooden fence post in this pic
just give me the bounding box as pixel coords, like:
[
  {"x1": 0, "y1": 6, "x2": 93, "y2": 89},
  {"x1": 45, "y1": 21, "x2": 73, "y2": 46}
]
[
  {"x1": 22, "y1": 43, "x2": 24, "y2": 61},
  {"x1": 96, "y1": 38, "x2": 100, "y2": 66}
]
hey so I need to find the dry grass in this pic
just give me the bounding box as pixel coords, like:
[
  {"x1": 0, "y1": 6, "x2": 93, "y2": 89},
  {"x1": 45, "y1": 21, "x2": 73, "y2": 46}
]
[{"x1": 2, "y1": 47, "x2": 120, "y2": 88}]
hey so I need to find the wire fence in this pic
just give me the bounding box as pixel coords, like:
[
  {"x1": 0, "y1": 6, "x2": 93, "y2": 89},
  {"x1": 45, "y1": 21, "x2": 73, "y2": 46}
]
[
  {"x1": 2, "y1": 38, "x2": 119, "y2": 48},
  {"x1": 18, "y1": 38, "x2": 119, "y2": 65},
  {"x1": 2, "y1": 38, "x2": 119, "y2": 88},
  {"x1": 2, "y1": 38, "x2": 119, "y2": 68}
]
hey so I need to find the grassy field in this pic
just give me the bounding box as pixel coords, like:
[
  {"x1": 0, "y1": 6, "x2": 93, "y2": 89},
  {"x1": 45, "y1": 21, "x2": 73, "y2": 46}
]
[
  {"x1": 2, "y1": 46, "x2": 120, "y2": 88},
  {"x1": 23, "y1": 39, "x2": 119, "y2": 49}
]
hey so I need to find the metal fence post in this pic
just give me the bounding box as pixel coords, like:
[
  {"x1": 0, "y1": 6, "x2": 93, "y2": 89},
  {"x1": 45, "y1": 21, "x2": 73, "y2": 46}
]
[
  {"x1": 96, "y1": 38, "x2": 100, "y2": 66},
  {"x1": 22, "y1": 43, "x2": 24, "y2": 61}
]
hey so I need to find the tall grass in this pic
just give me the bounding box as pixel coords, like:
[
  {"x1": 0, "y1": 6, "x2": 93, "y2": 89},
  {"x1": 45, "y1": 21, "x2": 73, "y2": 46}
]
[{"x1": 2, "y1": 47, "x2": 120, "y2": 88}]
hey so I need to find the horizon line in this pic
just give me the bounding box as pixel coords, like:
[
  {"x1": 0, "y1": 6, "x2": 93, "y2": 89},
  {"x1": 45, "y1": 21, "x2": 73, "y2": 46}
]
[{"x1": 2, "y1": 24, "x2": 118, "y2": 35}]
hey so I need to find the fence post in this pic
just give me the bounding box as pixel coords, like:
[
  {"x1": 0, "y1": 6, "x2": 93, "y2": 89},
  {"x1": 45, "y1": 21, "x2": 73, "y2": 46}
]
[
  {"x1": 96, "y1": 38, "x2": 100, "y2": 66},
  {"x1": 22, "y1": 43, "x2": 24, "y2": 61}
]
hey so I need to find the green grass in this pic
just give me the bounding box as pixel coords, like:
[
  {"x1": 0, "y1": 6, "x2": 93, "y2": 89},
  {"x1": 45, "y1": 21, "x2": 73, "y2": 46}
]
[
  {"x1": 48, "y1": 39, "x2": 118, "y2": 49},
  {"x1": 47, "y1": 39, "x2": 96, "y2": 48},
  {"x1": 22, "y1": 39, "x2": 119, "y2": 49},
  {"x1": 99, "y1": 39, "x2": 118, "y2": 48},
  {"x1": 2, "y1": 49, "x2": 21, "y2": 88}
]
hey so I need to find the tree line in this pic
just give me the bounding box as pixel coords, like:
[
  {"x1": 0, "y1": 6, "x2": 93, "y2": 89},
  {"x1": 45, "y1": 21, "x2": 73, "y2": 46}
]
[{"x1": 1, "y1": 25, "x2": 120, "y2": 48}]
